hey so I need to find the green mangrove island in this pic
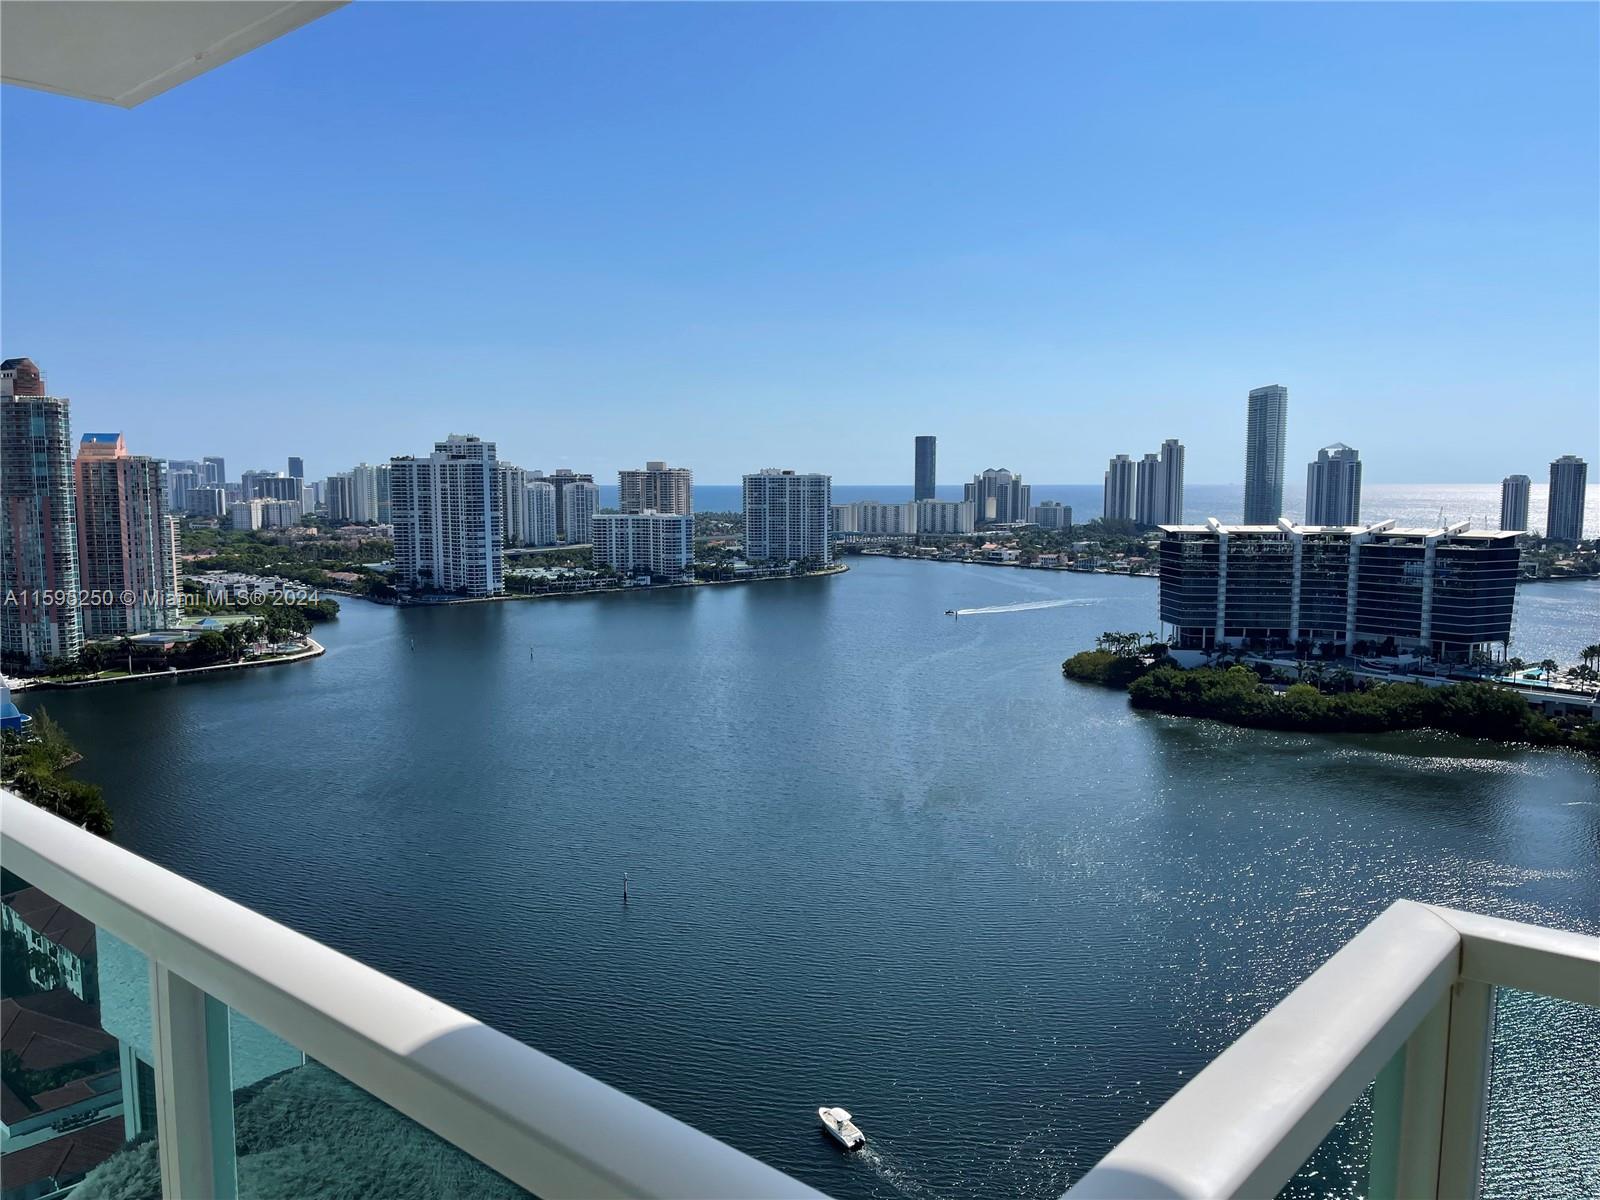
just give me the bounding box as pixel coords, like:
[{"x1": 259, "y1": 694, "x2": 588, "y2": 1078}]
[{"x1": 1063, "y1": 635, "x2": 1600, "y2": 755}]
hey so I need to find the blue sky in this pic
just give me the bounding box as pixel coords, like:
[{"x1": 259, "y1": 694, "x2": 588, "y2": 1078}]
[{"x1": 3, "y1": 2, "x2": 1596, "y2": 484}]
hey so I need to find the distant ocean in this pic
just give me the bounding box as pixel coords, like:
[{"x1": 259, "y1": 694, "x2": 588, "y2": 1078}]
[{"x1": 598, "y1": 481, "x2": 1598, "y2": 537}]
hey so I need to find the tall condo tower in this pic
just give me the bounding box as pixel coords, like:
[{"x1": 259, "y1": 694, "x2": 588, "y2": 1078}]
[
  {"x1": 74, "y1": 433, "x2": 179, "y2": 635},
  {"x1": 1499, "y1": 475, "x2": 1530, "y2": 534},
  {"x1": 1546, "y1": 456, "x2": 1588, "y2": 543},
  {"x1": 202, "y1": 456, "x2": 227, "y2": 486},
  {"x1": 964, "y1": 469, "x2": 1030, "y2": 526},
  {"x1": 1159, "y1": 438, "x2": 1185, "y2": 524},
  {"x1": 389, "y1": 434, "x2": 503, "y2": 596},
  {"x1": 743, "y1": 469, "x2": 833, "y2": 565},
  {"x1": 914, "y1": 436, "x2": 937, "y2": 501},
  {"x1": 287, "y1": 456, "x2": 305, "y2": 480},
  {"x1": 1103, "y1": 454, "x2": 1136, "y2": 522},
  {"x1": 1243, "y1": 384, "x2": 1289, "y2": 524},
  {"x1": 1135, "y1": 453, "x2": 1163, "y2": 527},
  {"x1": 1, "y1": 360, "x2": 83, "y2": 668},
  {"x1": 1305, "y1": 443, "x2": 1363, "y2": 526},
  {"x1": 619, "y1": 461, "x2": 693, "y2": 515}
]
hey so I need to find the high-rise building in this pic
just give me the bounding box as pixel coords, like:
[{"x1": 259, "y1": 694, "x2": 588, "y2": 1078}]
[
  {"x1": 562, "y1": 480, "x2": 600, "y2": 544},
  {"x1": 74, "y1": 433, "x2": 179, "y2": 636},
  {"x1": 376, "y1": 463, "x2": 392, "y2": 523},
  {"x1": 230, "y1": 500, "x2": 264, "y2": 531},
  {"x1": 0, "y1": 357, "x2": 45, "y2": 397},
  {"x1": 287, "y1": 456, "x2": 304, "y2": 481},
  {"x1": 743, "y1": 469, "x2": 832, "y2": 565},
  {"x1": 1, "y1": 379, "x2": 83, "y2": 668},
  {"x1": 913, "y1": 499, "x2": 974, "y2": 535},
  {"x1": 619, "y1": 461, "x2": 693, "y2": 516},
  {"x1": 242, "y1": 470, "x2": 303, "y2": 503},
  {"x1": 1499, "y1": 475, "x2": 1530, "y2": 534},
  {"x1": 538, "y1": 470, "x2": 596, "y2": 539},
  {"x1": 914, "y1": 436, "x2": 937, "y2": 501},
  {"x1": 1159, "y1": 438, "x2": 1185, "y2": 525},
  {"x1": 496, "y1": 462, "x2": 531, "y2": 546},
  {"x1": 1030, "y1": 501, "x2": 1072, "y2": 530},
  {"x1": 166, "y1": 461, "x2": 201, "y2": 514},
  {"x1": 1305, "y1": 443, "x2": 1363, "y2": 526},
  {"x1": 591, "y1": 511, "x2": 694, "y2": 581},
  {"x1": 1158, "y1": 518, "x2": 1518, "y2": 660},
  {"x1": 1546, "y1": 456, "x2": 1588, "y2": 543},
  {"x1": 390, "y1": 435, "x2": 503, "y2": 596},
  {"x1": 526, "y1": 480, "x2": 557, "y2": 547},
  {"x1": 1135, "y1": 453, "x2": 1163, "y2": 527},
  {"x1": 1243, "y1": 384, "x2": 1289, "y2": 524},
  {"x1": 259, "y1": 500, "x2": 302, "y2": 529},
  {"x1": 1103, "y1": 455, "x2": 1136, "y2": 522},
  {"x1": 326, "y1": 474, "x2": 357, "y2": 522},
  {"x1": 202, "y1": 456, "x2": 227, "y2": 486},
  {"x1": 188, "y1": 486, "x2": 227, "y2": 518},
  {"x1": 349, "y1": 463, "x2": 381, "y2": 523},
  {"x1": 964, "y1": 469, "x2": 1030, "y2": 526},
  {"x1": 834, "y1": 501, "x2": 917, "y2": 535}
]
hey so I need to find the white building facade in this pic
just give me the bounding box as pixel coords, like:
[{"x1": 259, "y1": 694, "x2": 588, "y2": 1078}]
[
  {"x1": 591, "y1": 511, "x2": 693, "y2": 580},
  {"x1": 390, "y1": 434, "x2": 503, "y2": 596},
  {"x1": 743, "y1": 469, "x2": 832, "y2": 565}
]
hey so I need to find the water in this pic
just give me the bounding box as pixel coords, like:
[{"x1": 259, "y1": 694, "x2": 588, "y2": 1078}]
[
  {"x1": 635, "y1": 481, "x2": 1600, "y2": 537},
  {"x1": 20, "y1": 564, "x2": 1599, "y2": 1199}
]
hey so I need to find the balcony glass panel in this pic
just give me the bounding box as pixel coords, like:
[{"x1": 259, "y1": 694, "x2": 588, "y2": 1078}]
[
  {"x1": 1, "y1": 870, "x2": 158, "y2": 1200},
  {"x1": 1483, "y1": 988, "x2": 1600, "y2": 1197}
]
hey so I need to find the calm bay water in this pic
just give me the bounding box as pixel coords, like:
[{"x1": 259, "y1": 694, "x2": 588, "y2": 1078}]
[{"x1": 21, "y1": 562, "x2": 1600, "y2": 1198}]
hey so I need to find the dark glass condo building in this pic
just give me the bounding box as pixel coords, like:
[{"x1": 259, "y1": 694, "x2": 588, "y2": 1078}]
[
  {"x1": 914, "y1": 435, "x2": 936, "y2": 501},
  {"x1": 1158, "y1": 519, "x2": 1519, "y2": 660}
]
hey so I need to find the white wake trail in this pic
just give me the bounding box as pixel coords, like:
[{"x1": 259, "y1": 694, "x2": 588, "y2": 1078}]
[{"x1": 953, "y1": 598, "x2": 1095, "y2": 616}]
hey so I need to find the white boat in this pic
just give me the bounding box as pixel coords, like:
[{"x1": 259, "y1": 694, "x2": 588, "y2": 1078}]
[{"x1": 817, "y1": 1106, "x2": 865, "y2": 1151}]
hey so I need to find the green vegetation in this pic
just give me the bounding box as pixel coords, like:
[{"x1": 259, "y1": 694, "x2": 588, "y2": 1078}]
[
  {"x1": 1, "y1": 708, "x2": 113, "y2": 834},
  {"x1": 182, "y1": 527, "x2": 394, "y2": 596},
  {"x1": 1060, "y1": 631, "x2": 1168, "y2": 687},
  {"x1": 1062, "y1": 631, "x2": 1599, "y2": 754}
]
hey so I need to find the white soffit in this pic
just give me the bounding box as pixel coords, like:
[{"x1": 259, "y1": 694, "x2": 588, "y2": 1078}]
[{"x1": 2, "y1": 1, "x2": 345, "y2": 108}]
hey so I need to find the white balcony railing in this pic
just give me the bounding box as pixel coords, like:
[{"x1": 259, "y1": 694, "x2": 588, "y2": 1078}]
[
  {"x1": 0, "y1": 789, "x2": 822, "y2": 1199},
  {"x1": 1064, "y1": 898, "x2": 1600, "y2": 1200},
  {"x1": 5, "y1": 787, "x2": 1596, "y2": 1200}
]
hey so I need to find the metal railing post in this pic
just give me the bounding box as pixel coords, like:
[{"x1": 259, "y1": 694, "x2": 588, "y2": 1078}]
[
  {"x1": 150, "y1": 962, "x2": 239, "y2": 1199},
  {"x1": 1437, "y1": 980, "x2": 1496, "y2": 1199}
]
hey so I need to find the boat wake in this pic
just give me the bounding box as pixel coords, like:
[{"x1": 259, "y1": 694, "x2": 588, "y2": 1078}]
[
  {"x1": 854, "y1": 1143, "x2": 937, "y2": 1199},
  {"x1": 952, "y1": 598, "x2": 1096, "y2": 617}
]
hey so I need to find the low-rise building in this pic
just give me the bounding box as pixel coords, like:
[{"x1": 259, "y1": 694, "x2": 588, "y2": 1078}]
[{"x1": 1158, "y1": 518, "x2": 1520, "y2": 660}]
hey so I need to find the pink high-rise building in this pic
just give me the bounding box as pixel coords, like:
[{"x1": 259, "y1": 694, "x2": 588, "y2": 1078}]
[{"x1": 74, "y1": 433, "x2": 179, "y2": 636}]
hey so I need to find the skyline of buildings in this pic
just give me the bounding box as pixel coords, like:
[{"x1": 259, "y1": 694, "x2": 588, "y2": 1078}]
[{"x1": 1, "y1": 351, "x2": 1592, "y2": 661}]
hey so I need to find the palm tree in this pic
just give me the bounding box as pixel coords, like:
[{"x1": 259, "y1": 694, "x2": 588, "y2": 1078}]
[{"x1": 1582, "y1": 643, "x2": 1600, "y2": 671}]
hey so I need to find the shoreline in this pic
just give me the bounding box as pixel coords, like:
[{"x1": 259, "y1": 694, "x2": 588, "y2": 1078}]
[
  {"x1": 851, "y1": 550, "x2": 1156, "y2": 579},
  {"x1": 20, "y1": 637, "x2": 326, "y2": 692},
  {"x1": 376, "y1": 562, "x2": 850, "y2": 606}
]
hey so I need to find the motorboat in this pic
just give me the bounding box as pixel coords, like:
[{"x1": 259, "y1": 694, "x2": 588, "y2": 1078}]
[{"x1": 817, "y1": 1106, "x2": 865, "y2": 1151}]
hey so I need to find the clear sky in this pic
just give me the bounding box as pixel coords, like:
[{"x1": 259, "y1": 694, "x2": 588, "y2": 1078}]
[{"x1": 3, "y1": 2, "x2": 1596, "y2": 485}]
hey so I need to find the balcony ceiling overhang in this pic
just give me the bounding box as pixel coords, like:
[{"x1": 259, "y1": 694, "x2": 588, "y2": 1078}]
[{"x1": 1, "y1": 1, "x2": 344, "y2": 108}]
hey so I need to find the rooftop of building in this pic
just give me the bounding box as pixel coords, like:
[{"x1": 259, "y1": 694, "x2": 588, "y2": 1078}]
[{"x1": 1160, "y1": 518, "x2": 1516, "y2": 542}]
